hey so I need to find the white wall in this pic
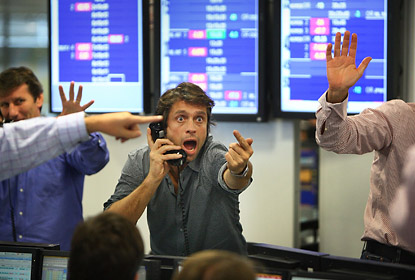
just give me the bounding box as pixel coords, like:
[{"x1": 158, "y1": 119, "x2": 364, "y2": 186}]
[
  {"x1": 83, "y1": 119, "x2": 298, "y2": 253},
  {"x1": 319, "y1": 150, "x2": 373, "y2": 258}
]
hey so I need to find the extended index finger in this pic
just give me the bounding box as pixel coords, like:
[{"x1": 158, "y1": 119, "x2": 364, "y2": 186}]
[{"x1": 135, "y1": 115, "x2": 163, "y2": 124}]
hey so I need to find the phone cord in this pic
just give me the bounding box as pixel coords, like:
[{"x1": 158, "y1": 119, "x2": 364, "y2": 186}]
[{"x1": 178, "y1": 167, "x2": 190, "y2": 256}]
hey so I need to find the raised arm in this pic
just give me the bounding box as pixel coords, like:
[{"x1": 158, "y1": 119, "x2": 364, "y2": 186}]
[
  {"x1": 84, "y1": 113, "x2": 162, "y2": 142},
  {"x1": 0, "y1": 112, "x2": 163, "y2": 180},
  {"x1": 326, "y1": 31, "x2": 372, "y2": 103}
]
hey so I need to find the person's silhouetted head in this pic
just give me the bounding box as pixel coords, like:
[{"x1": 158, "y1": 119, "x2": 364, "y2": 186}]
[{"x1": 68, "y1": 212, "x2": 144, "y2": 280}]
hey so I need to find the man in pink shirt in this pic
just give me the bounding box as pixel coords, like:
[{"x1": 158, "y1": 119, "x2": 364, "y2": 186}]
[{"x1": 316, "y1": 31, "x2": 415, "y2": 264}]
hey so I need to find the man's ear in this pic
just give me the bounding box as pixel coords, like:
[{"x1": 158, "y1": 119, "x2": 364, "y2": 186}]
[
  {"x1": 36, "y1": 93, "x2": 44, "y2": 110},
  {"x1": 134, "y1": 272, "x2": 139, "y2": 280}
]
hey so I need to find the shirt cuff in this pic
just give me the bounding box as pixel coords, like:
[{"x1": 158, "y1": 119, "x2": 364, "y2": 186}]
[
  {"x1": 218, "y1": 163, "x2": 251, "y2": 194},
  {"x1": 318, "y1": 91, "x2": 349, "y2": 120},
  {"x1": 56, "y1": 112, "x2": 90, "y2": 153}
]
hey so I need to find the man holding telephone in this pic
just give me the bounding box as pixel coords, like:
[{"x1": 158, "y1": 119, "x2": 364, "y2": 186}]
[{"x1": 105, "y1": 82, "x2": 254, "y2": 256}]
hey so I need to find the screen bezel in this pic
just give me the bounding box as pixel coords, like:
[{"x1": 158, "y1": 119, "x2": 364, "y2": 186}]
[
  {"x1": 39, "y1": 250, "x2": 70, "y2": 280},
  {"x1": 48, "y1": 0, "x2": 151, "y2": 114},
  {"x1": 152, "y1": 0, "x2": 268, "y2": 122},
  {"x1": 0, "y1": 246, "x2": 40, "y2": 280},
  {"x1": 272, "y1": 0, "x2": 404, "y2": 119}
]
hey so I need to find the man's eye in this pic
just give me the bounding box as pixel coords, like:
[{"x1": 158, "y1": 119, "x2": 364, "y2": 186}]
[
  {"x1": 0, "y1": 103, "x2": 8, "y2": 108},
  {"x1": 177, "y1": 116, "x2": 184, "y2": 122},
  {"x1": 196, "y1": 117, "x2": 203, "y2": 122},
  {"x1": 15, "y1": 99, "x2": 24, "y2": 105}
]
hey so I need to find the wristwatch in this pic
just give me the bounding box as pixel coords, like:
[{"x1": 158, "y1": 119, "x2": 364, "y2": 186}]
[{"x1": 230, "y1": 164, "x2": 249, "y2": 177}]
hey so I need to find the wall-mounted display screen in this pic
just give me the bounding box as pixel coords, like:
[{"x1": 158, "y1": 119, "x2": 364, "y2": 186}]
[
  {"x1": 49, "y1": 0, "x2": 149, "y2": 113},
  {"x1": 274, "y1": 0, "x2": 402, "y2": 118},
  {"x1": 154, "y1": 0, "x2": 267, "y2": 122}
]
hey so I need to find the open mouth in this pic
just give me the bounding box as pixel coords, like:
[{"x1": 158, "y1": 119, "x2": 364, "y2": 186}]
[{"x1": 183, "y1": 140, "x2": 197, "y2": 152}]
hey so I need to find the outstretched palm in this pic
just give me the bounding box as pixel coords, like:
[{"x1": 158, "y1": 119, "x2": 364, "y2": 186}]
[
  {"x1": 326, "y1": 31, "x2": 371, "y2": 102},
  {"x1": 59, "y1": 81, "x2": 94, "y2": 116}
]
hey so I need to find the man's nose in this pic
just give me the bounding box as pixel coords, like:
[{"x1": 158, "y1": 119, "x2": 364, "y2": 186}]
[
  {"x1": 8, "y1": 104, "x2": 19, "y2": 119},
  {"x1": 186, "y1": 120, "x2": 197, "y2": 133}
]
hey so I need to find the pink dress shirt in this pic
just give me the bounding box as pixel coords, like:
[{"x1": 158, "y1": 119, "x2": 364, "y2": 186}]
[
  {"x1": 390, "y1": 145, "x2": 415, "y2": 252},
  {"x1": 316, "y1": 92, "x2": 415, "y2": 252}
]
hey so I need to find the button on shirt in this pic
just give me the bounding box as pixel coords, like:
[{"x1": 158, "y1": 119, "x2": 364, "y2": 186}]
[
  {"x1": 0, "y1": 132, "x2": 109, "y2": 250},
  {"x1": 316, "y1": 92, "x2": 415, "y2": 252},
  {"x1": 104, "y1": 136, "x2": 251, "y2": 256}
]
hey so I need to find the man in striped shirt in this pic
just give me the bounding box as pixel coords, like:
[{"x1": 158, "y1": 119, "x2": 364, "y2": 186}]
[{"x1": 316, "y1": 31, "x2": 415, "y2": 264}]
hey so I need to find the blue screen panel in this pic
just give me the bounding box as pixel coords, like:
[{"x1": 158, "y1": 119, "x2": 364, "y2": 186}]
[
  {"x1": 279, "y1": 0, "x2": 391, "y2": 115},
  {"x1": 50, "y1": 0, "x2": 146, "y2": 113},
  {"x1": 159, "y1": 0, "x2": 264, "y2": 120}
]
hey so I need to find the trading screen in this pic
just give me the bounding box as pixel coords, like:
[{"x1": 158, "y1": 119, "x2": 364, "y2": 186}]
[
  {"x1": 280, "y1": 0, "x2": 388, "y2": 114},
  {"x1": 41, "y1": 256, "x2": 68, "y2": 280},
  {"x1": 160, "y1": 0, "x2": 261, "y2": 116},
  {"x1": 50, "y1": 0, "x2": 145, "y2": 113},
  {"x1": 0, "y1": 252, "x2": 32, "y2": 280}
]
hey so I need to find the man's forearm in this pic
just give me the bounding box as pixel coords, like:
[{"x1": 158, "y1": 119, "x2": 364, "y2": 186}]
[
  {"x1": 0, "y1": 113, "x2": 88, "y2": 181},
  {"x1": 223, "y1": 161, "x2": 253, "y2": 190},
  {"x1": 106, "y1": 176, "x2": 162, "y2": 224}
]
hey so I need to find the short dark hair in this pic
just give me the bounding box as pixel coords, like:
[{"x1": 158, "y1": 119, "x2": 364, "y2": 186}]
[
  {"x1": 173, "y1": 250, "x2": 257, "y2": 280},
  {"x1": 0, "y1": 66, "x2": 43, "y2": 100},
  {"x1": 155, "y1": 82, "x2": 215, "y2": 133},
  {"x1": 68, "y1": 212, "x2": 144, "y2": 280}
]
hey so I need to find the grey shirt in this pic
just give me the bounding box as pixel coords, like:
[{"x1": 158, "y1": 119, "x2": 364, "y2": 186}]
[{"x1": 104, "y1": 136, "x2": 250, "y2": 256}]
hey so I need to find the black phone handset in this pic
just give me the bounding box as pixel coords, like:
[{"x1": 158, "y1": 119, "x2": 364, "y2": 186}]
[
  {"x1": 149, "y1": 122, "x2": 187, "y2": 166},
  {"x1": 0, "y1": 118, "x2": 13, "y2": 128}
]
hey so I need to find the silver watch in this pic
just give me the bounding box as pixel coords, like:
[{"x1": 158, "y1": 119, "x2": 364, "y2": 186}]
[{"x1": 230, "y1": 164, "x2": 249, "y2": 177}]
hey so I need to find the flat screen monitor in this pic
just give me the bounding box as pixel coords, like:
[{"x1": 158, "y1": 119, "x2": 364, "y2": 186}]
[
  {"x1": 154, "y1": 0, "x2": 267, "y2": 122},
  {"x1": 0, "y1": 246, "x2": 40, "y2": 280},
  {"x1": 40, "y1": 250, "x2": 69, "y2": 280},
  {"x1": 49, "y1": 0, "x2": 150, "y2": 113},
  {"x1": 273, "y1": 0, "x2": 403, "y2": 119}
]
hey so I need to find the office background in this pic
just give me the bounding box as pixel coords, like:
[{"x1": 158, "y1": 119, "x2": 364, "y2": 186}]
[{"x1": 1, "y1": 0, "x2": 414, "y2": 258}]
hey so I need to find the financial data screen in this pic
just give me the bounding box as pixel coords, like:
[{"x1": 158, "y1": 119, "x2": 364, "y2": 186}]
[
  {"x1": 50, "y1": 0, "x2": 145, "y2": 113},
  {"x1": 41, "y1": 256, "x2": 69, "y2": 280},
  {"x1": 280, "y1": 0, "x2": 388, "y2": 114},
  {"x1": 160, "y1": 0, "x2": 261, "y2": 116},
  {"x1": 0, "y1": 252, "x2": 32, "y2": 280}
]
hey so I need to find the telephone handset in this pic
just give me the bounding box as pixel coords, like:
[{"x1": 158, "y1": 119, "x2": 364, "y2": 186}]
[
  {"x1": 149, "y1": 122, "x2": 187, "y2": 166},
  {"x1": 0, "y1": 118, "x2": 13, "y2": 127}
]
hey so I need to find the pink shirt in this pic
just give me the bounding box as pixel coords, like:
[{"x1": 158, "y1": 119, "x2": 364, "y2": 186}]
[
  {"x1": 316, "y1": 92, "x2": 415, "y2": 252},
  {"x1": 390, "y1": 145, "x2": 415, "y2": 252}
]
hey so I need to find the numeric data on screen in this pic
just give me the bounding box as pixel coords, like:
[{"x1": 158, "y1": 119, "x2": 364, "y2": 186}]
[
  {"x1": 280, "y1": 0, "x2": 387, "y2": 114},
  {"x1": 160, "y1": 0, "x2": 260, "y2": 115},
  {"x1": 50, "y1": 0, "x2": 145, "y2": 113}
]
